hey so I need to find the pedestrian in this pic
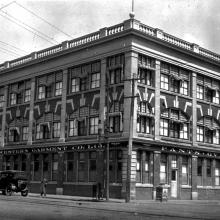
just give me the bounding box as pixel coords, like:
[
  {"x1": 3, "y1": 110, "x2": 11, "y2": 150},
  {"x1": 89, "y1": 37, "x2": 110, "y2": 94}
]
[{"x1": 40, "y1": 178, "x2": 47, "y2": 197}]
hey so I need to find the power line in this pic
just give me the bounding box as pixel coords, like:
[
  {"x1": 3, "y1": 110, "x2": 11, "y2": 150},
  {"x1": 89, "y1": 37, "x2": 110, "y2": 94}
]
[
  {"x1": 0, "y1": 1, "x2": 15, "y2": 10},
  {"x1": 0, "y1": 10, "x2": 58, "y2": 44},
  {"x1": 0, "y1": 13, "x2": 56, "y2": 46},
  {"x1": 0, "y1": 40, "x2": 27, "y2": 54},
  {"x1": 15, "y1": 1, "x2": 73, "y2": 39},
  {"x1": 0, "y1": 47, "x2": 21, "y2": 56}
]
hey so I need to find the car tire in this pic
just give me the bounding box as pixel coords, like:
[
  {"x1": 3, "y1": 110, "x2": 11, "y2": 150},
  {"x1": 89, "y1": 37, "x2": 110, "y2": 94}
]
[
  {"x1": 5, "y1": 185, "x2": 12, "y2": 196},
  {"x1": 21, "y1": 190, "x2": 28, "y2": 197}
]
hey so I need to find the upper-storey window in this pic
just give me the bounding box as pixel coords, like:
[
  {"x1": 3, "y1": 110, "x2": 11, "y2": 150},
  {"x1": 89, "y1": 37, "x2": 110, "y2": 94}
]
[
  {"x1": 38, "y1": 86, "x2": 45, "y2": 100},
  {"x1": 160, "y1": 62, "x2": 190, "y2": 96},
  {"x1": 138, "y1": 68, "x2": 153, "y2": 86},
  {"x1": 107, "y1": 54, "x2": 124, "y2": 85},
  {"x1": 9, "y1": 80, "x2": 31, "y2": 105},
  {"x1": 55, "y1": 82, "x2": 62, "y2": 96},
  {"x1": 10, "y1": 93, "x2": 17, "y2": 105},
  {"x1": 138, "y1": 54, "x2": 155, "y2": 69},
  {"x1": 91, "y1": 73, "x2": 100, "y2": 89},
  {"x1": 37, "y1": 71, "x2": 62, "y2": 100},
  {"x1": 160, "y1": 108, "x2": 189, "y2": 139},
  {"x1": 197, "y1": 116, "x2": 220, "y2": 144},
  {"x1": 24, "y1": 89, "x2": 31, "y2": 103},
  {"x1": 69, "y1": 61, "x2": 101, "y2": 93},
  {"x1": 197, "y1": 75, "x2": 220, "y2": 104},
  {"x1": 0, "y1": 94, "x2": 4, "y2": 108}
]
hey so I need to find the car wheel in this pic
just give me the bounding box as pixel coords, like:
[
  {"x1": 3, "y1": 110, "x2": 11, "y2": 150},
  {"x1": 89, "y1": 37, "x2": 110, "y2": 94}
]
[
  {"x1": 21, "y1": 190, "x2": 28, "y2": 197},
  {"x1": 5, "y1": 186, "x2": 12, "y2": 196}
]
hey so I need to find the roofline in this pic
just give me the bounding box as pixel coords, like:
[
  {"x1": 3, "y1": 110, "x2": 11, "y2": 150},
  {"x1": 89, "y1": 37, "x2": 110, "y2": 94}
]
[{"x1": 0, "y1": 18, "x2": 220, "y2": 72}]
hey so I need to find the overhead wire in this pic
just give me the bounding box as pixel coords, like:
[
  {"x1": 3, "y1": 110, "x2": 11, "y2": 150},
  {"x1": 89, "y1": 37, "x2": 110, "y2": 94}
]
[
  {"x1": 0, "y1": 10, "x2": 58, "y2": 44},
  {"x1": 0, "y1": 40, "x2": 27, "y2": 54},
  {"x1": 15, "y1": 1, "x2": 73, "y2": 39},
  {"x1": 0, "y1": 13, "x2": 56, "y2": 46},
  {"x1": 0, "y1": 47, "x2": 21, "y2": 57}
]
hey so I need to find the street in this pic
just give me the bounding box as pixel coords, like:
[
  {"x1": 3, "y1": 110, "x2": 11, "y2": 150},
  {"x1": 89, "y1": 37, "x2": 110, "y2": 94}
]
[{"x1": 0, "y1": 194, "x2": 219, "y2": 220}]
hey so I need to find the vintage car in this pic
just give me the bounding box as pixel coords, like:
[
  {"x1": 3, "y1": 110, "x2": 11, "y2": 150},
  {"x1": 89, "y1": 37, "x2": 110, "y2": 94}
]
[{"x1": 0, "y1": 170, "x2": 28, "y2": 196}]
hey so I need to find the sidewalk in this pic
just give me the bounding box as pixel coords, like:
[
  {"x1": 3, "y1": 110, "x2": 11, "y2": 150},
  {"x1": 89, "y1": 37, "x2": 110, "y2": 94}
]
[{"x1": 28, "y1": 192, "x2": 220, "y2": 205}]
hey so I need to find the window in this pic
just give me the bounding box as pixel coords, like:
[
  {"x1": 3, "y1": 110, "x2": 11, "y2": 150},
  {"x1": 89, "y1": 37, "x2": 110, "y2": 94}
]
[
  {"x1": 109, "y1": 150, "x2": 122, "y2": 183},
  {"x1": 0, "y1": 95, "x2": 4, "y2": 108},
  {"x1": 91, "y1": 73, "x2": 100, "y2": 88},
  {"x1": 180, "y1": 81, "x2": 188, "y2": 95},
  {"x1": 80, "y1": 77, "x2": 87, "y2": 91},
  {"x1": 78, "y1": 119, "x2": 87, "y2": 136},
  {"x1": 89, "y1": 117, "x2": 98, "y2": 135},
  {"x1": 197, "y1": 85, "x2": 204, "y2": 99},
  {"x1": 10, "y1": 93, "x2": 17, "y2": 105},
  {"x1": 46, "y1": 85, "x2": 52, "y2": 98},
  {"x1": 171, "y1": 155, "x2": 177, "y2": 168},
  {"x1": 160, "y1": 154, "x2": 167, "y2": 183},
  {"x1": 55, "y1": 82, "x2": 62, "y2": 96},
  {"x1": 89, "y1": 152, "x2": 97, "y2": 182},
  {"x1": 215, "y1": 161, "x2": 220, "y2": 186},
  {"x1": 24, "y1": 89, "x2": 31, "y2": 102},
  {"x1": 213, "y1": 91, "x2": 220, "y2": 104},
  {"x1": 170, "y1": 78, "x2": 180, "y2": 93},
  {"x1": 160, "y1": 119, "x2": 168, "y2": 136},
  {"x1": 170, "y1": 122, "x2": 180, "y2": 138},
  {"x1": 197, "y1": 158, "x2": 202, "y2": 185},
  {"x1": 69, "y1": 119, "x2": 77, "y2": 137},
  {"x1": 160, "y1": 74, "x2": 169, "y2": 90},
  {"x1": 182, "y1": 156, "x2": 188, "y2": 185},
  {"x1": 22, "y1": 126, "x2": 29, "y2": 141},
  {"x1": 180, "y1": 124, "x2": 188, "y2": 139},
  {"x1": 213, "y1": 130, "x2": 220, "y2": 144},
  {"x1": 197, "y1": 126, "x2": 204, "y2": 142},
  {"x1": 71, "y1": 78, "x2": 80, "y2": 93},
  {"x1": 137, "y1": 116, "x2": 150, "y2": 134},
  {"x1": 65, "y1": 152, "x2": 74, "y2": 182},
  {"x1": 109, "y1": 116, "x2": 121, "y2": 133},
  {"x1": 53, "y1": 122, "x2": 60, "y2": 138},
  {"x1": 52, "y1": 153, "x2": 58, "y2": 181},
  {"x1": 38, "y1": 86, "x2": 45, "y2": 99},
  {"x1": 139, "y1": 54, "x2": 155, "y2": 68},
  {"x1": 136, "y1": 151, "x2": 150, "y2": 183},
  {"x1": 109, "y1": 68, "x2": 123, "y2": 84},
  {"x1": 206, "y1": 159, "x2": 211, "y2": 177},
  {"x1": 32, "y1": 154, "x2": 40, "y2": 181},
  {"x1": 138, "y1": 68, "x2": 152, "y2": 86},
  {"x1": 43, "y1": 154, "x2": 49, "y2": 180},
  {"x1": 78, "y1": 152, "x2": 85, "y2": 182},
  {"x1": 9, "y1": 128, "x2": 19, "y2": 142},
  {"x1": 36, "y1": 124, "x2": 50, "y2": 139}
]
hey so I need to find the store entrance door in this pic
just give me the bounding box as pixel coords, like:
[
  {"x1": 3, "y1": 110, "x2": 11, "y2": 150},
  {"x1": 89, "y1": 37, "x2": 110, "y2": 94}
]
[{"x1": 171, "y1": 169, "x2": 177, "y2": 198}]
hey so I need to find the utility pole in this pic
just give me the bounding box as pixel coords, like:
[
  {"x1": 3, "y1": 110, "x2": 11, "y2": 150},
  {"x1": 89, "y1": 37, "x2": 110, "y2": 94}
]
[
  {"x1": 124, "y1": 74, "x2": 139, "y2": 203},
  {"x1": 105, "y1": 69, "x2": 110, "y2": 201}
]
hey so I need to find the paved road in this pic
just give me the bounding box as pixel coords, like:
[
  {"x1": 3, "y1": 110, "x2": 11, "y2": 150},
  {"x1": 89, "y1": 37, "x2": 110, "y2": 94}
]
[{"x1": 0, "y1": 194, "x2": 219, "y2": 220}]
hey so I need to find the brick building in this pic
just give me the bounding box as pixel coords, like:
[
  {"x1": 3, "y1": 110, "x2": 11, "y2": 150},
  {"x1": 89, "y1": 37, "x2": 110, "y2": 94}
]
[{"x1": 0, "y1": 16, "x2": 220, "y2": 200}]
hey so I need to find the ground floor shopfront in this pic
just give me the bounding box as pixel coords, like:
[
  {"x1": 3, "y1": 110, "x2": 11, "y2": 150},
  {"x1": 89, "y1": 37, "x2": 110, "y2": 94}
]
[{"x1": 0, "y1": 142, "x2": 220, "y2": 200}]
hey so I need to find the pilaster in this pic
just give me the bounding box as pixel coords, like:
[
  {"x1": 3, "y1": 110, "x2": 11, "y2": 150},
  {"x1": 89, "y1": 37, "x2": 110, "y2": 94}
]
[
  {"x1": 154, "y1": 60, "x2": 161, "y2": 140},
  {"x1": 56, "y1": 152, "x2": 64, "y2": 195},
  {"x1": 28, "y1": 78, "x2": 36, "y2": 145},
  {"x1": 1, "y1": 85, "x2": 8, "y2": 147},
  {"x1": 192, "y1": 72, "x2": 197, "y2": 146},
  {"x1": 153, "y1": 151, "x2": 161, "y2": 199},
  {"x1": 59, "y1": 69, "x2": 68, "y2": 142},
  {"x1": 191, "y1": 155, "x2": 198, "y2": 200}
]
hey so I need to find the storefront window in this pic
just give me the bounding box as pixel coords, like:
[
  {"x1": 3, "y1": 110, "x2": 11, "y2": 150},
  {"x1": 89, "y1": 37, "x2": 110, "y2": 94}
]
[
  {"x1": 160, "y1": 154, "x2": 167, "y2": 183},
  {"x1": 65, "y1": 152, "x2": 74, "y2": 182},
  {"x1": 52, "y1": 153, "x2": 58, "y2": 181},
  {"x1": 78, "y1": 152, "x2": 85, "y2": 182},
  {"x1": 32, "y1": 154, "x2": 40, "y2": 181},
  {"x1": 182, "y1": 156, "x2": 188, "y2": 185},
  {"x1": 89, "y1": 152, "x2": 97, "y2": 182},
  {"x1": 215, "y1": 160, "x2": 220, "y2": 186}
]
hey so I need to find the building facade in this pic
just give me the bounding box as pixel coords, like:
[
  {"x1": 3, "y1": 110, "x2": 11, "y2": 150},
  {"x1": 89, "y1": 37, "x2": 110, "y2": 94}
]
[{"x1": 0, "y1": 17, "x2": 220, "y2": 200}]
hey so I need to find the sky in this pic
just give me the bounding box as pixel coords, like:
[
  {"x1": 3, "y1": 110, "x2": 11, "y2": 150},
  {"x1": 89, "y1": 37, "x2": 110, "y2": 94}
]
[{"x1": 0, "y1": 0, "x2": 219, "y2": 64}]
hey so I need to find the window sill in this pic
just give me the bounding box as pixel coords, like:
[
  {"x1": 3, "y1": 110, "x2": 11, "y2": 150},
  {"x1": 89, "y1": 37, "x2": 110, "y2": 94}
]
[
  {"x1": 136, "y1": 183, "x2": 153, "y2": 187},
  {"x1": 181, "y1": 185, "x2": 191, "y2": 189},
  {"x1": 63, "y1": 182, "x2": 94, "y2": 185}
]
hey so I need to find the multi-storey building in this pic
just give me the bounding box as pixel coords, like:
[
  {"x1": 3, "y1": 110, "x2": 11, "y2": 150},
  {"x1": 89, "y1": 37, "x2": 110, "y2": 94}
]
[{"x1": 0, "y1": 16, "x2": 220, "y2": 200}]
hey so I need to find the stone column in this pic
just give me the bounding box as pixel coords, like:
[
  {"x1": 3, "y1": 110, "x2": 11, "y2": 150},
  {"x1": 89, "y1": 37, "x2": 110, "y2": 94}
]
[
  {"x1": 192, "y1": 72, "x2": 197, "y2": 146},
  {"x1": 59, "y1": 69, "x2": 68, "y2": 142},
  {"x1": 191, "y1": 155, "x2": 198, "y2": 200},
  {"x1": 99, "y1": 58, "x2": 106, "y2": 136},
  {"x1": 212, "y1": 159, "x2": 216, "y2": 187},
  {"x1": 28, "y1": 78, "x2": 36, "y2": 145},
  {"x1": 153, "y1": 151, "x2": 161, "y2": 199},
  {"x1": 154, "y1": 60, "x2": 161, "y2": 140},
  {"x1": 56, "y1": 152, "x2": 64, "y2": 195},
  {"x1": 1, "y1": 85, "x2": 8, "y2": 147}
]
